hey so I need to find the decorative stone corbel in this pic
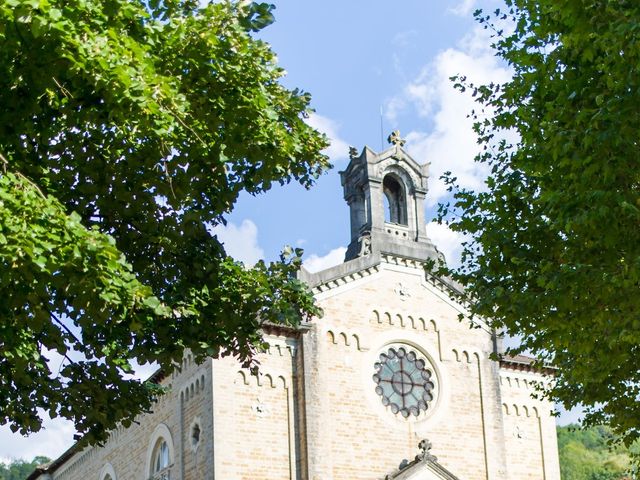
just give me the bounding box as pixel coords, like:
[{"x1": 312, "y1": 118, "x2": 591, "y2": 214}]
[{"x1": 416, "y1": 439, "x2": 438, "y2": 463}]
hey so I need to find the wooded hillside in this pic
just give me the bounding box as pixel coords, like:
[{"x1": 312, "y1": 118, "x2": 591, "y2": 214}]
[{"x1": 558, "y1": 424, "x2": 637, "y2": 479}]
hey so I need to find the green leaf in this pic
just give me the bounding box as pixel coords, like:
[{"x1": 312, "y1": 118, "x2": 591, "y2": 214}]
[
  {"x1": 0, "y1": 0, "x2": 328, "y2": 445},
  {"x1": 438, "y1": 0, "x2": 640, "y2": 452}
]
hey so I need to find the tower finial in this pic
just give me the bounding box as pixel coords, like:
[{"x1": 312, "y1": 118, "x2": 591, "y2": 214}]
[{"x1": 387, "y1": 130, "x2": 406, "y2": 147}]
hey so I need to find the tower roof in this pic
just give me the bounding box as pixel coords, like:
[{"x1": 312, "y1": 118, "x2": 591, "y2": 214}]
[{"x1": 340, "y1": 143, "x2": 429, "y2": 192}]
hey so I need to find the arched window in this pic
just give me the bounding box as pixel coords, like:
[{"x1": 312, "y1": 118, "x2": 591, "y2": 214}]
[
  {"x1": 383, "y1": 174, "x2": 407, "y2": 225},
  {"x1": 99, "y1": 463, "x2": 117, "y2": 480},
  {"x1": 153, "y1": 439, "x2": 170, "y2": 473},
  {"x1": 146, "y1": 423, "x2": 175, "y2": 478}
]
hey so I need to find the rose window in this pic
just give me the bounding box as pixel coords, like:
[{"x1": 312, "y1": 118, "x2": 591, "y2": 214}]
[{"x1": 373, "y1": 346, "x2": 435, "y2": 418}]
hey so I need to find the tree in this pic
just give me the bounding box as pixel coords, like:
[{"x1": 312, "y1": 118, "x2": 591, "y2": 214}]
[
  {"x1": 0, "y1": 0, "x2": 329, "y2": 445},
  {"x1": 436, "y1": 0, "x2": 640, "y2": 446},
  {"x1": 0, "y1": 456, "x2": 50, "y2": 480},
  {"x1": 557, "y1": 424, "x2": 633, "y2": 480}
]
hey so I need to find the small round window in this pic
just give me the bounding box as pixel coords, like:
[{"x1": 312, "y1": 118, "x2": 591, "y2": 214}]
[{"x1": 373, "y1": 346, "x2": 435, "y2": 418}]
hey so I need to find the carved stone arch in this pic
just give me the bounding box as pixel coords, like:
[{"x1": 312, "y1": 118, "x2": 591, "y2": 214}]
[
  {"x1": 263, "y1": 373, "x2": 275, "y2": 388},
  {"x1": 407, "y1": 315, "x2": 416, "y2": 329},
  {"x1": 384, "y1": 312, "x2": 392, "y2": 325},
  {"x1": 326, "y1": 330, "x2": 336, "y2": 344},
  {"x1": 532, "y1": 406, "x2": 540, "y2": 418},
  {"x1": 145, "y1": 423, "x2": 175, "y2": 477},
  {"x1": 277, "y1": 375, "x2": 287, "y2": 389},
  {"x1": 396, "y1": 313, "x2": 404, "y2": 327},
  {"x1": 452, "y1": 349, "x2": 460, "y2": 362},
  {"x1": 522, "y1": 405, "x2": 530, "y2": 417},
  {"x1": 339, "y1": 332, "x2": 349, "y2": 346},
  {"x1": 418, "y1": 317, "x2": 427, "y2": 330},
  {"x1": 472, "y1": 351, "x2": 482, "y2": 365},
  {"x1": 429, "y1": 319, "x2": 438, "y2": 332},
  {"x1": 513, "y1": 404, "x2": 520, "y2": 416},
  {"x1": 462, "y1": 351, "x2": 470, "y2": 363},
  {"x1": 236, "y1": 370, "x2": 249, "y2": 385},
  {"x1": 352, "y1": 334, "x2": 361, "y2": 351},
  {"x1": 378, "y1": 159, "x2": 420, "y2": 192},
  {"x1": 502, "y1": 403, "x2": 510, "y2": 416},
  {"x1": 371, "y1": 309, "x2": 380, "y2": 323},
  {"x1": 99, "y1": 462, "x2": 117, "y2": 480}
]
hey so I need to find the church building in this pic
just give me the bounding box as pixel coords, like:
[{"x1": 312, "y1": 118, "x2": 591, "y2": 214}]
[{"x1": 29, "y1": 137, "x2": 561, "y2": 480}]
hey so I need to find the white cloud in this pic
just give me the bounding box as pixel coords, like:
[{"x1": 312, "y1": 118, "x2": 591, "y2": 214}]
[
  {"x1": 212, "y1": 219, "x2": 264, "y2": 266},
  {"x1": 306, "y1": 113, "x2": 349, "y2": 162},
  {"x1": 0, "y1": 416, "x2": 75, "y2": 462},
  {"x1": 449, "y1": 0, "x2": 477, "y2": 17},
  {"x1": 383, "y1": 96, "x2": 406, "y2": 125},
  {"x1": 304, "y1": 247, "x2": 347, "y2": 273},
  {"x1": 388, "y1": 25, "x2": 511, "y2": 207},
  {"x1": 426, "y1": 221, "x2": 467, "y2": 268}
]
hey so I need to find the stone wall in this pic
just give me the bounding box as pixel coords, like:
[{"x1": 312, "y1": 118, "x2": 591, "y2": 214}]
[
  {"x1": 500, "y1": 369, "x2": 561, "y2": 479},
  {"x1": 35, "y1": 258, "x2": 560, "y2": 480},
  {"x1": 303, "y1": 260, "x2": 509, "y2": 480},
  {"x1": 48, "y1": 353, "x2": 213, "y2": 480},
  {"x1": 211, "y1": 333, "x2": 299, "y2": 480}
]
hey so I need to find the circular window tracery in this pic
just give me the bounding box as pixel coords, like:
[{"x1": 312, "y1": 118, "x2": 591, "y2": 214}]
[{"x1": 373, "y1": 346, "x2": 435, "y2": 418}]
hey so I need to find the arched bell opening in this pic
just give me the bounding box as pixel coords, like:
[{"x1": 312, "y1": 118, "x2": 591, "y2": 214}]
[{"x1": 383, "y1": 174, "x2": 408, "y2": 225}]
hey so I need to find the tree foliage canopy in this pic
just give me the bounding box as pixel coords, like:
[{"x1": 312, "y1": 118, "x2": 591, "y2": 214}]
[
  {"x1": 437, "y1": 0, "x2": 640, "y2": 445},
  {"x1": 0, "y1": 0, "x2": 329, "y2": 444},
  {"x1": 0, "y1": 456, "x2": 50, "y2": 480}
]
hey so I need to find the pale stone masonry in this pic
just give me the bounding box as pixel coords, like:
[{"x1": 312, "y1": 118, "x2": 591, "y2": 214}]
[{"x1": 29, "y1": 140, "x2": 560, "y2": 480}]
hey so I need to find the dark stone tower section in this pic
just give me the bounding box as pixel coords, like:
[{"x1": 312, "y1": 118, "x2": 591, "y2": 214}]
[{"x1": 340, "y1": 131, "x2": 440, "y2": 262}]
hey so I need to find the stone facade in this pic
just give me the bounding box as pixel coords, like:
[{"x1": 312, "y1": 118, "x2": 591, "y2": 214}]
[{"x1": 30, "y1": 142, "x2": 560, "y2": 480}]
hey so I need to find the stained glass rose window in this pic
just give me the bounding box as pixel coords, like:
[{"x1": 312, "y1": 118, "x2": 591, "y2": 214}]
[{"x1": 373, "y1": 346, "x2": 435, "y2": 418}]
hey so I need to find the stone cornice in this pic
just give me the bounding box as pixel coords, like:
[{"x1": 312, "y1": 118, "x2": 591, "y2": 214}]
[
  {"x1": 499, "y1": 354, "x2": 557, "y2": 375},
  {"x1": 302, "y1": 251, "x2": 466, "y2": 303}
]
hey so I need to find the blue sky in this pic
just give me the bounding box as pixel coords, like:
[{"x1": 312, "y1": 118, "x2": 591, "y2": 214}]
[
  {"x1": 217, "y1": 0, "x2": 507, "y2": 271},
  {"x1": 0, "y1": 0, "x2": 583, "y2": 462}
]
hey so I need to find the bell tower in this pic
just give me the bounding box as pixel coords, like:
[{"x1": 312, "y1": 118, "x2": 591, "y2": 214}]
[{"x1": 340, "y1": 131, "x2": 440, "y2": 262}]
